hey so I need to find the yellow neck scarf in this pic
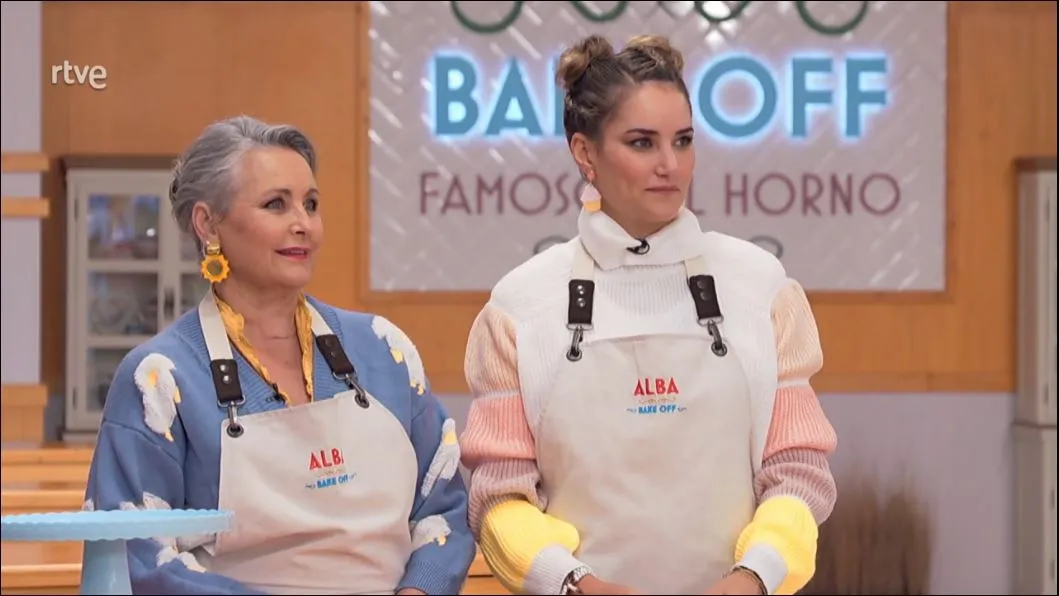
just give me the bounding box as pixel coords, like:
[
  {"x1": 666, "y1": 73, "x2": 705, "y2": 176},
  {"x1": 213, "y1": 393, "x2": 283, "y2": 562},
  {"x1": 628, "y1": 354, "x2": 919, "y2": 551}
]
[{"x1": 213, "y1": 293, "x2": 315, "y2": 405}]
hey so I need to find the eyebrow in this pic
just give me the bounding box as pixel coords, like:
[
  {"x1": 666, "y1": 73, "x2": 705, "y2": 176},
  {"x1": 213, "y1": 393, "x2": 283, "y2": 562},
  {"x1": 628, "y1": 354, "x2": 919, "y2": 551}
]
[
  {"x1": 263, "y1": 187, "x2": 320, "y2": 198},
  {"x1": 625, "y1": 127, "x2": 695, "y2": 136}
]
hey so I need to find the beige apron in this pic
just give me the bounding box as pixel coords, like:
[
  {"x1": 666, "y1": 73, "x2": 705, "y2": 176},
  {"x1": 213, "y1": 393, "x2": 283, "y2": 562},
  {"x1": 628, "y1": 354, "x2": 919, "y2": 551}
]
[
  {"x1": 535, "y1": 244, "x2": 756, "y2": 595},
  {"x1": 194, "y1": 294, "x2": 417, "y2": 595}
]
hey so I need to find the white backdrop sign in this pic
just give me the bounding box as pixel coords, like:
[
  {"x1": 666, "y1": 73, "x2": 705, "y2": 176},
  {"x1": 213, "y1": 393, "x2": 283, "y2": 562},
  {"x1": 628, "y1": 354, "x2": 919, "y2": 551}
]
[{"x1": 368, "y1": 1, "x2": 947, "y2": 292}]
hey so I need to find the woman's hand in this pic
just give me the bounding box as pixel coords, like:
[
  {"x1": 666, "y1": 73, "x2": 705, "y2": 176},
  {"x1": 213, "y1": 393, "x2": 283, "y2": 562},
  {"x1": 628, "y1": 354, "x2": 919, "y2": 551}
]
[
  {"x1": 575, "y1": 575, "x2": 642, "y2": 595},
  {"x1": 701, "y1": 568, "x2": 766, "y2": 595}
]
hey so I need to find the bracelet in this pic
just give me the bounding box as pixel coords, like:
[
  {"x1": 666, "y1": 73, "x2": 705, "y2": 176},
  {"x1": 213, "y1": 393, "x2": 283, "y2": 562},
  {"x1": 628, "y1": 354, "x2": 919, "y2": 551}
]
[
  {"x1": 560, "y1": 565, "x2": 591, "y2": 595},
  {"x1": 726, "y1": 566, "x2": 768, "y2": 595}
]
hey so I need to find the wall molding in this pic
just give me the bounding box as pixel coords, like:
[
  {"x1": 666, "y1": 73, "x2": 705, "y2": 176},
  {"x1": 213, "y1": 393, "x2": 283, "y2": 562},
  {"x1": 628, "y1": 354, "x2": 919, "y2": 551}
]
[
  {"x1": 1, "y1": 384, "x2": 48, "y2": 444},
  {"x1": 1, "y1": 196, "x2": 49, "y2": 218},
  {"x1": 0, "y1": 563, "x2": 80, "y2": 591},
  {"x1": 0, "y1": 384, "x2": 47, "y2": 407},
  {"x1": 0, "y1": 152, "x2": 49, "y2": 173}
]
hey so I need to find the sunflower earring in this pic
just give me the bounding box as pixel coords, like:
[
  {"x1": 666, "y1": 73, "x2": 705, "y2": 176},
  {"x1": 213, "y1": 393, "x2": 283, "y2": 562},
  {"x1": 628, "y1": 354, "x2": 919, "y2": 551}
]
[{"x1": 200, "y1": 241, "x2": 230, "y2": 284}]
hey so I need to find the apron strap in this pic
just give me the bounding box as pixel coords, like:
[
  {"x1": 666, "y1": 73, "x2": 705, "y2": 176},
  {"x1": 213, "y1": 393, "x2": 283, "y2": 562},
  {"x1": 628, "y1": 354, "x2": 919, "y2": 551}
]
[
  {"x1": 564, "y1": 243, "x2": 597, "y2": 362},
  {"x1": 199, "y1": 293, "x2": 249, "y2": 437},
  {"x1": 567, "y1": 242, "x2": 597, "y2": 329},
  {"x1": 683, "y1": 256, "x2": 728, "y2": 357},
  {"x1": 306, "y1": 305, "x2": 368, "y2": 404},
  {"x1": 198, "y1": 293, "x2": 371, "y2": 440},
  {"x1": 308, "y1": 304, "x2": 351, "y2": 379},
  {"x1": 564, "y1": 246, "x2": 729, "y2": 361},
  {"x1": 683, "y1": 256, "x2": 724, "y2": 324}
]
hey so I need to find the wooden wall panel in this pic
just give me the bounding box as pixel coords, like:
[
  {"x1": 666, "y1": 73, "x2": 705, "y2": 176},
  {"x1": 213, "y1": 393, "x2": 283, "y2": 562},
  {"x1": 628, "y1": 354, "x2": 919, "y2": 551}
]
[
  {"x1": 42, "y1": 1, "x2": 1057, "y2": 397},
  {"x1": 0, "y1": 384, "x2": 48, "y2": 443},
  {"x1": 1, "y1": 151, "x2": 51, "y2": 218},
  {"x1": 40, "y1": 1, "x2": 364, "y2": 396}
]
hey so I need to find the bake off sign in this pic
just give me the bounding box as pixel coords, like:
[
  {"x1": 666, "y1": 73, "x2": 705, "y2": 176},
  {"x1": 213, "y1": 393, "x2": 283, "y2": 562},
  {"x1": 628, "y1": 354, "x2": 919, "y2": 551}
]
[{"x1": 368, "y1": 1, "x2": 947, "y2": 292}]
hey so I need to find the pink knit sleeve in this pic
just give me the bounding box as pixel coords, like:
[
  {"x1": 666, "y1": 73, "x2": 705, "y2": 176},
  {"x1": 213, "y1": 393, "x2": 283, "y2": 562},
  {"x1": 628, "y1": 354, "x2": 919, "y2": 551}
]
[
  {"x1": 460, "y1": 303, "x2": 545, "y2": 534},
  {"x1": 755, "y1": 279, "x2": 838, "y2": 523}
]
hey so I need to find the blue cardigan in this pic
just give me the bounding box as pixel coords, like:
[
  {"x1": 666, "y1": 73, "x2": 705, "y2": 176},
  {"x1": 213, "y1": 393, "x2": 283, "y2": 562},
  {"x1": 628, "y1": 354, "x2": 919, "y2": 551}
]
[{"x1": 84, "y1": 297, "x2": 475, "y2": 595}]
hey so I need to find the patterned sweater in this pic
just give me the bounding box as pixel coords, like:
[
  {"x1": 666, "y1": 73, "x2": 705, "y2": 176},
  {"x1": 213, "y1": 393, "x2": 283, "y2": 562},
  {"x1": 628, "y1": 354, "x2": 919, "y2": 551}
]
[
  {"x1": 83, "y1": 297, "x2": 476, "y2": 595},
  {"x1": 461, "y1": 208, "x2": 838, "y2": 595}
]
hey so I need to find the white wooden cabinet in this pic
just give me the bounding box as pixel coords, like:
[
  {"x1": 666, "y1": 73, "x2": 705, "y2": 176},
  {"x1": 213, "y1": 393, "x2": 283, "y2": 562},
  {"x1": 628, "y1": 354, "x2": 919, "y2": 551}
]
[
  {"x1": 62, "y1": 163, "x2": 211, "y2": 437},
  {"x1": 1014, "y1": 425, "x2": 1057, "y2": 595},
  {"x1": 1016, "y1": 162, "x2": 1058, "y2": 426},
  {"x1": 1014, "y1": 158, "x2": 1057, "y2": 595}
]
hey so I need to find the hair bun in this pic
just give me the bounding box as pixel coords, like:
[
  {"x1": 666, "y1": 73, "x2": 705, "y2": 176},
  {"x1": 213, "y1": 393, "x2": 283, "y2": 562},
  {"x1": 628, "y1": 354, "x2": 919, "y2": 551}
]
[
  {"x1": 625, "y1": 34, "x2": 685, "y2": 74},
  {"x1": 556, "y1": 34, "x2": 615, "y2": 92}
]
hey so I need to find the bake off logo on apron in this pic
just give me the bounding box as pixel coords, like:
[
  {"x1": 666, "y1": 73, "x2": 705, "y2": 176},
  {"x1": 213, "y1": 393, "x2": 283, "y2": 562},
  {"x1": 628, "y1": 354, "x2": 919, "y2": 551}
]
[
  {"x1": 627, "y1": 377, "x2": 686, "y2": 415},
  {"x1": 305, "y1": 447, "x2": 355, "y2": 490}
]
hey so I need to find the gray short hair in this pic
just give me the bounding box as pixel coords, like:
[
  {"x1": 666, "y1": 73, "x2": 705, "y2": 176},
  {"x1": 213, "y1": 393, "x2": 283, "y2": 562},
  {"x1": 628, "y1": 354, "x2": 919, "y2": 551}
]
[{"x1": 169, "y1": 115, "x2": 318, "y2": 241}]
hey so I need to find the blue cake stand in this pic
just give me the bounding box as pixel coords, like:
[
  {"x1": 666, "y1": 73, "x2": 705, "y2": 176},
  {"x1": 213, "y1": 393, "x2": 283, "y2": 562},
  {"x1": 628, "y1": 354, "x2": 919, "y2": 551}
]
[{"x1": 1, "y1": 509, "x2": 233, "y2": 595}]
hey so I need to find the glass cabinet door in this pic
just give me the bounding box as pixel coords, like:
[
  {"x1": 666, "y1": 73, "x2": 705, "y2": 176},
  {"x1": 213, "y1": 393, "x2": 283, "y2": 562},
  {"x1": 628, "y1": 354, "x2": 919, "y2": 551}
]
[
  {"x1": 178, "y1": 230, "x2": 211, "y2": 316},
  {"x1": 81, "y1": 192, "x2": 164, "y2": 416},
  {"x1": 86, "y1": 193, "x2": 162, "y2": 262},
  {"x1": 180, "y1": 272, "x2": 212, "y2": 315},
  {"x1": 180, "y1": 230, "x2": 201, "y2": 264},
  {"x1": 1050, "y1": 202, "x2": 1057, "y2": 386},
  {"x1": 64, "y1": 169, "x2": 186, "y2": 438}
]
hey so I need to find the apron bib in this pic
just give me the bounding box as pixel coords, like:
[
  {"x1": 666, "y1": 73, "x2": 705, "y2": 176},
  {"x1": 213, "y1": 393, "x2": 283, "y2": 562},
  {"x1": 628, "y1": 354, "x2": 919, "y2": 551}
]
[
  {"x1": 535, "y1": 244, "x2": 756, "y2": 595},
  {"x1": 194, "y1": 295, "x2": 417, "y2": 595}
]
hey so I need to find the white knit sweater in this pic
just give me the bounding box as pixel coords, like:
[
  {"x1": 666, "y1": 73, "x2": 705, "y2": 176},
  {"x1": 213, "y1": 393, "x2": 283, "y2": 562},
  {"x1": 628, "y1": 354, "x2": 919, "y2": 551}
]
[{"x1": 490, "y1": 207, "x2": 788, "y2": 468}]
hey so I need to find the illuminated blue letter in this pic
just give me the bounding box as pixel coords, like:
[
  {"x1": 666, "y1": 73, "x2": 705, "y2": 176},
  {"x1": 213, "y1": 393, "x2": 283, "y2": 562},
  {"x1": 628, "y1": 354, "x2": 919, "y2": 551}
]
[
  {"x1": 485, "y1": 60, "x2": 543, "y2": 137},
  {"x1": 790, "y1": 57, "x2": 833, "y2": 138},
  {"x1": 433, "y1": 55, "x2": 479, "y2": 137},
  {"x1": 698, "y1": 56, "x2": 777, "y2": 140},
  {"x1": 844, "y1": 56, "x2": 888, "y2": 138}
]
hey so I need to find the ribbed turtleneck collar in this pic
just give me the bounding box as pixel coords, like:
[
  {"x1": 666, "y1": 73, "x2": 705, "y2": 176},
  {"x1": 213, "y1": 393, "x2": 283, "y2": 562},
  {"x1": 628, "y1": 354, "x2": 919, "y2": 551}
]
[{"x1": 577, "y1": 207, "x2": 708, "y2": 270}]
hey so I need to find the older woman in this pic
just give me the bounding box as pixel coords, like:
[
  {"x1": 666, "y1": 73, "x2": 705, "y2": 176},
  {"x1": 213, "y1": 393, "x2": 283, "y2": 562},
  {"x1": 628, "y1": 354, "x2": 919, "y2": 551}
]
[{"x1": 83, "y1": 116, "x2": 476, "y2": 595}]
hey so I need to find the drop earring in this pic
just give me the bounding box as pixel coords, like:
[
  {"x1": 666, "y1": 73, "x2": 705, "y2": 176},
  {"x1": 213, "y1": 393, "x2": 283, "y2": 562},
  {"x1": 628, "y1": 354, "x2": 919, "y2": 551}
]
[
  {"x1": 200, "y1": 241, "x2": 230, "y2": 284},
  {"x1": 580, "y1": 172, "x2": 602, "y2": 213}
]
